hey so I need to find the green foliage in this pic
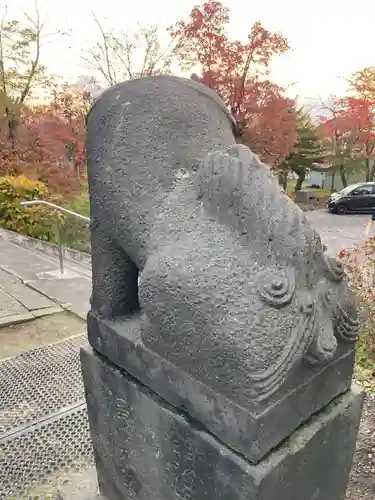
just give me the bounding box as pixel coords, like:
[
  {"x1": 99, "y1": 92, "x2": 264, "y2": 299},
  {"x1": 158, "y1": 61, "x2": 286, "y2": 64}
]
[
  {"x1": 0, "y1": 175, "x2": 56, "y2": 240},
  {"x1": 59, "y1": 188, "x2": 90, "y2": 252},
  {"x1": 64, "y1": 183, "x2": 90, "y2": 217},
  {"x1": 282, "y1": 108, "x2": 328, "y2": 191},
  {"x1": 0, "y1": 176, "x2": 91, "y2": 252}
]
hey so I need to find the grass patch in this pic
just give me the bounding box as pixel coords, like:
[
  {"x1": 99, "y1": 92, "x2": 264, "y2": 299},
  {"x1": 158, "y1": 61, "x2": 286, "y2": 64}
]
[
  {"x1": 59, "y1": 188, "x2": 91, "y2": 253},
  {"x1": 286, "y1": 180, "x2": 331, "y2": 199}
]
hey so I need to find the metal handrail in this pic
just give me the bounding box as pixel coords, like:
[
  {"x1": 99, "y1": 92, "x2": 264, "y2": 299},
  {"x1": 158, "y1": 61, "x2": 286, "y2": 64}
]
[
  {"x1": 21, "y1": 199, "x2": 90, "y2": 275},
  {"x1": 21, "y1": 200, "x2": 90, "y2": 221}
]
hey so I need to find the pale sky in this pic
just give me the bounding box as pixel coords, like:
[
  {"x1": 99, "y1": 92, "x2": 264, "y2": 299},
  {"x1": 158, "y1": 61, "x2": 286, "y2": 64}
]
[{"x1": 4, "y1": 0, "x2": 375, "y2": 100}]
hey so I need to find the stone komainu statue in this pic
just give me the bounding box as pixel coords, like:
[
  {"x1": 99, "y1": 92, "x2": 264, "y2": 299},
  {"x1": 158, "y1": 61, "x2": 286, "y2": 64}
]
[{"x1": 86, "y1": 75, "x2": 358, "y2": 402}]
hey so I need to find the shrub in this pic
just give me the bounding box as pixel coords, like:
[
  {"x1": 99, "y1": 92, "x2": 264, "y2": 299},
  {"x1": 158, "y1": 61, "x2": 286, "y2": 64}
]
[
  {"x1": 60, "y1": 189, "x2": 90, "y2": 252},
  {"x1": 339, "y1": 239, "x2": 375, "y2": 369},
  {"x1": 0, "y1": 175, "x2": 56, "y2": 241}
]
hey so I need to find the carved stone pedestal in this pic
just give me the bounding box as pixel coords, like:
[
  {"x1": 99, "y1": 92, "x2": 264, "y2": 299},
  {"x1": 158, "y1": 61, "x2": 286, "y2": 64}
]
[
  {"x1": 81, "y1": 344, "x2": 363, "y2": 500},
  {"x1": 86, "y1": 311, "x2": 359, "y2": 464}
]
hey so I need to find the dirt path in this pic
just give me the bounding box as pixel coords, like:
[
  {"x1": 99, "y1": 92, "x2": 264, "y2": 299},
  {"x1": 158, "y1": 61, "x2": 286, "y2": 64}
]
[
  {"x1": 346, "y1": 392, "x2": 375, "y2": 499},
  {"x1": 0, "y1": 312, "x2": 85, "y2": 359}
]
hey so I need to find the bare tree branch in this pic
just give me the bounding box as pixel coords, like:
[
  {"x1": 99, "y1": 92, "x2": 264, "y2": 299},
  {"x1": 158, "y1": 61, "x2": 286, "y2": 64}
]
[
  {"x1": 83, "y1": 15, "x2": 176, "y2": 85},
  {"x1": 0, "y1": 7, "x2": 8, "y2": 96},
  {"x1": 19, "y1": 1, "x2": 44, "y2": 103}
]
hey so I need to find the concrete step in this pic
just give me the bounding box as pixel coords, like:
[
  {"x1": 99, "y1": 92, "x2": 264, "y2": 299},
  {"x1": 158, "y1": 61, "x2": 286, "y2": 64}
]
[
  {"x1": 0, "y1": 233, "x2": 91, "y2": 320},
  {"x1": 0, "y1": 334, "x2": 94, "y2": 499}
]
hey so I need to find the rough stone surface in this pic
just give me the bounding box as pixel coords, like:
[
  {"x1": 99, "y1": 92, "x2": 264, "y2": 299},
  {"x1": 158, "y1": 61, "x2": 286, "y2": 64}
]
[
  {"x1": 86, "y1": 74, "x2": 359, "y2": 405},
  {"x1": 87, "y1": 311, "x2": 356, "y2": 463},
  {"x1": 81, "y1": 346, "x2": 364, "y2": 500}
]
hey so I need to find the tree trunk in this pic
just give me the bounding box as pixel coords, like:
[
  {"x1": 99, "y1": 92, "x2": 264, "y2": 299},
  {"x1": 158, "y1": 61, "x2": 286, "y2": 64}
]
[
  {"x1": 278, "y1": 170, "x2": 287, "y2": 188},
  {"x1": 295, "y1": 170, "x2": 306, "y2": 191},
  {"x1": 370, "y1": 160, "x2": 375, "y2": 181},
  {"x1": 6, "y1": 112, "x2": 17, "y2": 149},
  {"x1": 283, "y1": 171, "x2": 288, "y2": 191},
  {"x1": 330, "y1": 171, "x2": 336, "y2": 192},
  {"x1": 339, "y1": 165, "x2": 347, "y2": 188},
  {"x1": 365, "y1": 158, "x2": 370, "y2": 182}
]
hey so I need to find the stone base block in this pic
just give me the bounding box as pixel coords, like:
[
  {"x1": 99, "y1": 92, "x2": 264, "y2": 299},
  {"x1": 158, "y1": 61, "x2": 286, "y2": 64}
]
[
  {"x1": 81, "y1": 346, "x2": 364, "y2": 500},
  {"x1": 87, "y1": 312, "x2": 356, "y2": 463}
]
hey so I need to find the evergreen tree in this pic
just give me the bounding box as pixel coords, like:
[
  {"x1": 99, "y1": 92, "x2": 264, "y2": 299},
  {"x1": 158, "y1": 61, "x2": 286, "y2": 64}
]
[{"x1": 281, "y1": 108, "x2": 328, "y2": 191}]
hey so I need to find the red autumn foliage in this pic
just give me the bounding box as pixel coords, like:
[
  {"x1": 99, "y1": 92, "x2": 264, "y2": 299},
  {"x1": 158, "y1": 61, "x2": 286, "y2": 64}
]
[
  {"x1": 170, "y1": 0, "x2": 297, "y2": 166},
  {"x1": 318, "y1": 97, "x2": 375, "y2": 181},
  {"x1": 241, "y1": 82, "x2": 296, "y2": 165},
  {"x1": 0, "y1": 88, "x2": 87, "y2": 198}
]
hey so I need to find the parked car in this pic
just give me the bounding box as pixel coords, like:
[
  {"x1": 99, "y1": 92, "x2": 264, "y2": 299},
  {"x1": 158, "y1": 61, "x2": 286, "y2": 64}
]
[{"x1": 327, "y1": 182, "x2": 375, "y2": 214}]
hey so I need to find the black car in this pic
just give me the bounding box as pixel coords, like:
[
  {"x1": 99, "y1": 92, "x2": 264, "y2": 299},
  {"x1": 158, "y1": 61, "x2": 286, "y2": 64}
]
[{"x1": 327, "y1": 182, "x2": 375, "y2": 214}]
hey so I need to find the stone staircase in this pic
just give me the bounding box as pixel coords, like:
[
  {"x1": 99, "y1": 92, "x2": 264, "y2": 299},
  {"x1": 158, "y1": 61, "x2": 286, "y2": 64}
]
[
  {"x1": 0, "y1": 335, "x2": 94, "y2": 499},
  {"x1": 0, "y1": 230, "x2": 97, "y2": 499}
]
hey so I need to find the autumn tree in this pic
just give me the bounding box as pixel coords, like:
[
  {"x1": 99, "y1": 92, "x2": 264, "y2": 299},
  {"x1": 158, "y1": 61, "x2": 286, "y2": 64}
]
[
  {"x1": 83, "y1": 15, "x2": 176, "y2": 86},
  {"x1": 318, "y1": 96, "x2": 375, "y2": 186},
  {"x1": 241, "y1": 84, "x2": 296, "y2": 166},
  {"x1": 341, "y1": 98, "x2": 375, "y2": 181},
  {"x1": 0, "y1": 3, "x2": 52, "y2": 147},
  {"x1": 24, "y1": 86, "x2": 88, "y2": 194},
  {"x1": 0, "y1": 85, "x2": 88, "y2": 198},
  {"x1": 170, "y1": 0, "x2": 296, "y2": 165},
  {"x1": 344, "y1": 67, "x2": 375, "y2": 181},
  {"x1": 42, "y1": 88, "x2": 87, "y2": 172},
  {"x1": 347, "y1": 67, "x2": 375, "y2": 101}
]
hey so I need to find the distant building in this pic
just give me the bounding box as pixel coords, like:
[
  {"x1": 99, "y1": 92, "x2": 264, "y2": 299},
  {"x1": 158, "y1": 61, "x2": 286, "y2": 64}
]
[
  {"x1": 67, "y1": 76, "x2": 103, "y2": 100},
  {"x1": 307, "y1": 167, "x2": 368, "y2": 192}
]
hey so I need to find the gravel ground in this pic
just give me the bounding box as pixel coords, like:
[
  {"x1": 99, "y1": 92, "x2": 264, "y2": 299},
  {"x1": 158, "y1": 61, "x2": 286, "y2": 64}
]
[
  {"x1": 305, "y1": 210, "x2": 370, "y2": 257},
  {"x1": 346, "y1": 392, "x2": 375, "y2": 499}
]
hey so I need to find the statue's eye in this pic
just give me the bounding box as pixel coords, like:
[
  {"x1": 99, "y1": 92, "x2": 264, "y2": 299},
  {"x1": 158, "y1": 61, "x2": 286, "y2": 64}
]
[{"x1": 257, "y1": 267, "x2": 295, "y2": 308}]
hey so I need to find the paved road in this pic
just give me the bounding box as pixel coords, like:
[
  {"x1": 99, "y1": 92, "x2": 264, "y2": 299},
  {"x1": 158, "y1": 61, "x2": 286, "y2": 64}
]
[{"x1": 305, "y1": 210, "x2": 370, "y2": 257}]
